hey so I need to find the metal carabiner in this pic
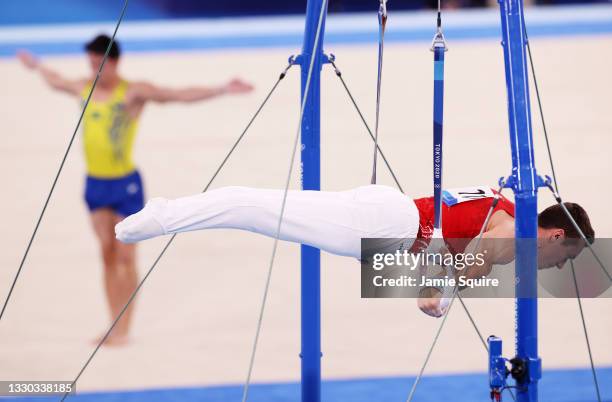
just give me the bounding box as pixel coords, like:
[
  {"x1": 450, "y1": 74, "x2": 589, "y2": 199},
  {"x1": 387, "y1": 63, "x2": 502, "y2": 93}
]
[
  {"x1": 379, "y1": 0, "x2": 388, "y2": 25},
  {"x1": 430, "y1": 28, "x2": 448, "y2": 52}
]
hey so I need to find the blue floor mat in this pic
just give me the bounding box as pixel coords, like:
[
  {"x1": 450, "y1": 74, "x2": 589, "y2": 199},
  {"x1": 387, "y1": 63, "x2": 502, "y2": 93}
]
[{"x1": 7, "y1": 367, "x2": 611, "y2": 402}]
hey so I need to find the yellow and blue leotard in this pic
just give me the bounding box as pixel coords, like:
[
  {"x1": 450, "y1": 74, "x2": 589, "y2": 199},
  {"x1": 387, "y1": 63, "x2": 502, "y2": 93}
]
[
  {"x1": 82, "y1": 80, "x2": 144, "y2": 217},
  {"x1": 82, "y1": 80, "x2": 138, "y2": 178}
]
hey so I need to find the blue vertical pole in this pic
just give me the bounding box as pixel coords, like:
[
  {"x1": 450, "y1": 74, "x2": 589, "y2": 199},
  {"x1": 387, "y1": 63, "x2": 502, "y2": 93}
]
[
  {"x1": 300, "y1": 1, "x2": 327, "y2": 402},
  {"x1": 498, "y1": 1, "x2": 541, "y2": 401}
]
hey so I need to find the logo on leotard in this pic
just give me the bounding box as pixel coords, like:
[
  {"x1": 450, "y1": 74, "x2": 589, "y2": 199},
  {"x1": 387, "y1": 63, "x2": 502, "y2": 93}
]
[{"x1": 126, "y1": 182, "x2": 139, "y2": 195}]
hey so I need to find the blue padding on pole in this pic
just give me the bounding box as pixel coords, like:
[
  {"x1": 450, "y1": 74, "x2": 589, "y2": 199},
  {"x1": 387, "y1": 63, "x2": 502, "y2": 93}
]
[{"x1": 433, "y1": 46, "x2": 445, "y2": 230}]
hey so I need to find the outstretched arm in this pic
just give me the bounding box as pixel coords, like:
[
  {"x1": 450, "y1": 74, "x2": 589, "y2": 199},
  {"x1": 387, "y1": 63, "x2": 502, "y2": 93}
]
[
  {"x1": 17, "y1": 50, "x2": 85, "y2": 96},
  {"x1": 131, "y1": 78, "x2": 253, "y2": 104}
]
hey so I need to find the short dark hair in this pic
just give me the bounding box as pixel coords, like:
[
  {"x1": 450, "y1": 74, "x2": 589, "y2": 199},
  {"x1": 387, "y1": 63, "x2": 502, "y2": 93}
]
[
  {"x1": 85, "y1": 34, "x2": 121, "y2": 59},
  {"x1": 538, "y1": 202, "x2": 594, "y2": 244}
]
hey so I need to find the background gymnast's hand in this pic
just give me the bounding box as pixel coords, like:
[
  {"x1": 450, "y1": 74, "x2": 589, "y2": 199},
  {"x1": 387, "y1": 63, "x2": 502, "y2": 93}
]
[
  {"x1": 417, "y1": 287, "x2": 444, "y2": 318},
  {"x1": 223, "y1": 78, "x2": 254, "y2": 94},
  {"x1": 16, "y1": 50, "x2": 39, "y2": 70}
]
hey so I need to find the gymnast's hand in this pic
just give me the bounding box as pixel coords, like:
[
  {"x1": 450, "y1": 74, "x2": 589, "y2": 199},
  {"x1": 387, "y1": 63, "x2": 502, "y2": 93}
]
[
  {"x1": 417, "y1": 287, "x2": 445, "y2": 318},
  {"x1": 223, "y1": 78, "x2": 254, "y2": 94},
  {"x1": 17, "y1": 50, "x2": 39, "y2": 69}
]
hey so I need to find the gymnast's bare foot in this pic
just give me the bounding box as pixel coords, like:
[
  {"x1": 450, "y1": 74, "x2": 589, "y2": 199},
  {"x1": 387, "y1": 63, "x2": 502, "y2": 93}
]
[{"x1": 92, "y1": 331, "x2": 130, "y2": 347}]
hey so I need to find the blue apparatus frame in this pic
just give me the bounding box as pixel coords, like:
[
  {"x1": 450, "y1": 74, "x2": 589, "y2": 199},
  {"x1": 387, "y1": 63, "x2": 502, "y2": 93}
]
[
  {"x1": 297, "y1": 0, "x2": 541, "y2": 401},
  {"x1": 498, "y1": 0, "x2": 542, "y2": 401},
  {"x1": 299, "y1": 1, "x2": 327, "y2": 402}
]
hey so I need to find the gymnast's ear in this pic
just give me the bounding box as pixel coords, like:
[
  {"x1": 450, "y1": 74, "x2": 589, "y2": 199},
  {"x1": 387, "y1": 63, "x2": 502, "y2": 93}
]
[{"x1": 548, "y1": 228, "x2": 565, "y2": 243}]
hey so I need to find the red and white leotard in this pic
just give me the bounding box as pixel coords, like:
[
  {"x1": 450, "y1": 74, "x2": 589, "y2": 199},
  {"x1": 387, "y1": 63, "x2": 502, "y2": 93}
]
[{"x1": 411, "y1": 188, "x2": 515, "y2": 253}]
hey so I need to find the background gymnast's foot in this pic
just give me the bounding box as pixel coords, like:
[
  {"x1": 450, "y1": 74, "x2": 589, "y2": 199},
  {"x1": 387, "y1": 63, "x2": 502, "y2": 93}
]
[{"x1": 92, "y1": 331, "x2": 130, "y2": 347}]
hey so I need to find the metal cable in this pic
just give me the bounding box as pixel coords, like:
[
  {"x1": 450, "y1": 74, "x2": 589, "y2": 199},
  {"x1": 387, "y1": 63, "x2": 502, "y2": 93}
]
[
  {"x1": 527, "y1": 34, "x2": 608, "y2": 280},
  {"x1": 329, "y1": 59, "x2": 495, "y2": 388},
  {"x1": 570, "y1": 261, "x2": 602, "y2": 402},
  {"x1": 457, "y1": 295, "x2": 488, "y2": 351},
  {"x1": 526, "y1": 40, "x2": 559, "y2": 194},
  {"x1": 406, "y1": 293, "x2": 457, "y2": 402},
  {"x1": 547, "y1": 187, "x2": 611, "y2": 282},
  {"x1": 60, "y1": 62, "x2": 295, "y2": 401},
  {"x1": 526, "y1": 32, "x2": 604, "y2": 401},
  {"x1": 457, "y1": 294, "x2": 517, "y2": 402},
  {"x1": 406, "y1": 187, "x2": 502, "y2": 401},
  {"x1": 330, "y1": 53, "x2": 506, "y2": 401},
  {"x1": 371, "y1": 0, "x2": 387, "y2": 185},
  {"x1": 0, "y1": 0, "x2": 130, "y2": 324},
  {"x1": 241, "y1": 2, "x2": 328, "y2": 400},
  {"x1": 328, "y1": 60, "x2": 404, "y2": 193},
  {"x1": 60, "y1": 235, "x2": 175, "y2": 402}
]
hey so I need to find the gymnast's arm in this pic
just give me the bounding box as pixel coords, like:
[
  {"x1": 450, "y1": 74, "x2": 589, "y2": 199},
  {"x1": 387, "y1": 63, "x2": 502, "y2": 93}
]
[
  {"x1": 417, "y1": 221, "x2": 515, "y2": 317},
  {"x1": 17, "y1": 50, "x2": 85, "y2": 96},
  {"x1": 457, "y1": 218, "x2": 516, "y2": 280},
  {"x1": 130, "y1": 78, "x2": 253, "y2": 104}
]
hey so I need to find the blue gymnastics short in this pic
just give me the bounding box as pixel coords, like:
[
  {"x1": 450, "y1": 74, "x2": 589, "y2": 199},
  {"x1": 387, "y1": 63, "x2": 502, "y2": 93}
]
[{"x1": 84, "y1": 170, "x2": 145, "y2": 217}]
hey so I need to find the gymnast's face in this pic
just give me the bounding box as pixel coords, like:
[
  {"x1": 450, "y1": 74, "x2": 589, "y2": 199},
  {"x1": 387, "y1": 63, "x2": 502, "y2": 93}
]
[
  {"x1": 87, "y1": 52, "x2": 119, "y2": 82},
  {"x1": 537, "y1": 230, "x2": 585, "y2": 270}
]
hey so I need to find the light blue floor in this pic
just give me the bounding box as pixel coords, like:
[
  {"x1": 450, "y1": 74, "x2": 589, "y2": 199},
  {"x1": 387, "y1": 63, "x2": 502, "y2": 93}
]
[
  {"x1": 1, "y1": 5, "x2": 612, "y2": 57},
  {"x1": 8, "y1": 367, "x2": 612, "y2": 402},
  {"x1": 2, "y1": 20, "x2": 612, "y2": 58}
]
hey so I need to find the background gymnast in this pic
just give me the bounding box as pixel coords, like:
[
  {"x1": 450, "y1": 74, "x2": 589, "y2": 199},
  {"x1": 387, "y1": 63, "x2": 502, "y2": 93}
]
[
  {"x1": 17, "y1": 35, "x2": 254, "y2": 346},
  {"x1": 115, "y1": 184, "x2": 594, "y2": 318}
]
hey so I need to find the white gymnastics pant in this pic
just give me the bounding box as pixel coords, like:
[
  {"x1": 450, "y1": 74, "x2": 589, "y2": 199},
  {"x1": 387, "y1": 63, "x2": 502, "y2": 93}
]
[{"x1": 115, "y1": 185, "x2": 420, "y2": 259}]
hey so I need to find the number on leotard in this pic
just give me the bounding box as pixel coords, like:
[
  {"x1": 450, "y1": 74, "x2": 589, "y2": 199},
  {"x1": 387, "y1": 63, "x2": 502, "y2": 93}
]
[
  {"x1": 442, "y1": 186, "x2": 494, "y2": 206},
  {"x1": 457, "y1": 189, "x2": 486, "y2": 199}
]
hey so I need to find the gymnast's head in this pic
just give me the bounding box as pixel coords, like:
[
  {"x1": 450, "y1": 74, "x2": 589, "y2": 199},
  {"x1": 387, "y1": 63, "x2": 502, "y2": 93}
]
[
  {"x1": 84, "y1": 34, "x2": 121, "y2": 83},
  {"x1": 536, "y1": 202, "x2": 594, "y2": 270}
]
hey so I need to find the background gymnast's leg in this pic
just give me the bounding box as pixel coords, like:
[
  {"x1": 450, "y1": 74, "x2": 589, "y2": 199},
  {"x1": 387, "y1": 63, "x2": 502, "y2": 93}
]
[
  {"x1": 91, "y1": 209, "x2": 138, "y2": 346},
  {"x1": 116, "y1": 185, "x2": 419, "y2": 258}
]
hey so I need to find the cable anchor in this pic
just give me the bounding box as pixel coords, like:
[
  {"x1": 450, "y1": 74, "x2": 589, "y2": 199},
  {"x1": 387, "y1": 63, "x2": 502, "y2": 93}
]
[
  {"x1": 488, "y1": 336, "x2": 509, "y2": 401},
  {"x1": 498, "y1": 174, "x2": 550, "y2": 191},
  {"x1": 279, "y1": 55, "x2": 297, "y2": 80},
  {"x1": 488, "y1": 335, "x2": 541, "y2": 401}
]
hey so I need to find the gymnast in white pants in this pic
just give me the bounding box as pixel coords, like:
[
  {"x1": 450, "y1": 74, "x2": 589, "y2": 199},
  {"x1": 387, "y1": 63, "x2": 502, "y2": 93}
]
[{"x1": 115, "y1": 185, "x2": 420, "y2": 259}]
